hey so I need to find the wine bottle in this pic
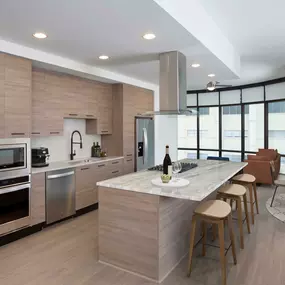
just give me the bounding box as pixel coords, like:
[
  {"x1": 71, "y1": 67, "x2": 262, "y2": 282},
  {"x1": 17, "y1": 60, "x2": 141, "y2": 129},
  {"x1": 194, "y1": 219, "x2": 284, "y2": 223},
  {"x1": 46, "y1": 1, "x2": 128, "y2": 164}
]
[{"x1": 163, "y1": 145, "x2": 172, "y2": 178}]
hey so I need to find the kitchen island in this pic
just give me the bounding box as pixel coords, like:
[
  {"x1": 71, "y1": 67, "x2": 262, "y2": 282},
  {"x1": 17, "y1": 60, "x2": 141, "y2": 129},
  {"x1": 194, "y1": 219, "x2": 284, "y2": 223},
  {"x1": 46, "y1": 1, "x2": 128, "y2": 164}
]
[{"x1": 97, "y1": 159, "x2": 247, "y2": 282}]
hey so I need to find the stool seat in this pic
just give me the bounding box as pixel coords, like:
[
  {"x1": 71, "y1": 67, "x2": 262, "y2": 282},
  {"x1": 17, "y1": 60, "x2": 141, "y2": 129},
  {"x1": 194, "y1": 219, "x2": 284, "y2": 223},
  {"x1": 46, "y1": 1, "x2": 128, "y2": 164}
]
[
  {"x1": 232, "y1": 174, "x2": 255, "y2": 183},
  {"x1": 218, "y1": 184, "x2": 246, "y2": 196},
  {"x1": 194, "y1": 200, "x2": 231, "y2": 219}
]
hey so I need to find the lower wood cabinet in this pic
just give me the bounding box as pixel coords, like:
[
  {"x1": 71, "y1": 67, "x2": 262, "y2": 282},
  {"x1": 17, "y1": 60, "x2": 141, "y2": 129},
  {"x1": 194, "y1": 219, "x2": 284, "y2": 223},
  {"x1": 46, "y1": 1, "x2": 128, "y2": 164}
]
[
  {"x1": 124, "y1": 155, "x2": 134, "y2": 174},
  {"x1": 75, "y1": 165, "x2": 98, "y2": 211},
  {"x1": 31, "y1": 173, "x2": 46, "y2": 226},
  {"x1": 75, "y1": 159, "x2": 123, "y2": 211}
]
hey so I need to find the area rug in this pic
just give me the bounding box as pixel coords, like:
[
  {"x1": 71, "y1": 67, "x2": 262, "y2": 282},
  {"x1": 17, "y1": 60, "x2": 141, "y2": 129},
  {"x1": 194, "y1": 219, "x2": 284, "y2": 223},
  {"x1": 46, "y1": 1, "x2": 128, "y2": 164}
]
[{"x1": 266, "y1": 192, "x2": 285, "y2": 223}]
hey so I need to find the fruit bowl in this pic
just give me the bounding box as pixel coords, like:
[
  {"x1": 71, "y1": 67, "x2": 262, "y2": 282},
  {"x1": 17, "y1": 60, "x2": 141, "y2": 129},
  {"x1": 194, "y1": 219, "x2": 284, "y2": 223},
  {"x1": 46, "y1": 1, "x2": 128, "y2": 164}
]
[{"x1": 161, "y1": 174, "x2": 171, "y2": 183}]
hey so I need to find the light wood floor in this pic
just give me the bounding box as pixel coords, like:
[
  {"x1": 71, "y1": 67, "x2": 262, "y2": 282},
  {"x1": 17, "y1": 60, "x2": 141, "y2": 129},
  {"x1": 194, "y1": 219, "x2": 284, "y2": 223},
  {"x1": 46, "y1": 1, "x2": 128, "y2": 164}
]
[{"x1": 0, "y1": 185, "x2": 284, "y2": 285}]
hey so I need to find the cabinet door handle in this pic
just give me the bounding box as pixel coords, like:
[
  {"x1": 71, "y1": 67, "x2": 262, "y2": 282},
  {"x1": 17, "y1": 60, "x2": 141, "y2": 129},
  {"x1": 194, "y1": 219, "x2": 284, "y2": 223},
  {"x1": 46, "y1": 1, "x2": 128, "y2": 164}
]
[
  {"x1": 11, "y1": 132, "x2": 25, "y2": 136},
  {"x1": 86, "y1": 115, "x2": 94, "y2": 117},
  {"x1": 126, "y1": 154, "x2": 132, "y2": 157},
  {"x1": 112, "y1": 161, "x2": 119, "y2": 164},
  {"x1": 32, "y1": 132, "x2": 40, "y2": 135},
  {"x1": 98, "y1": 164, "x2": 105, "y2": 167},
  {"x1": 126, "y1": 159, "x2": 132, "y2": 162},
  {"x1": 81, "y1": 167, "x2": 90, "y2": 170},
  {"x1": 69, "y1": 113, "x2": 78, "y2": 116},
  {"x1": 50, "y1": 131, "x2": 60, "y2": 134},
  {"x1": 112, "y1": 170, "x2": 119, "y2": 174},
  {"x1": 101, "y1": 130, "x2": 108, "y2": 133}
]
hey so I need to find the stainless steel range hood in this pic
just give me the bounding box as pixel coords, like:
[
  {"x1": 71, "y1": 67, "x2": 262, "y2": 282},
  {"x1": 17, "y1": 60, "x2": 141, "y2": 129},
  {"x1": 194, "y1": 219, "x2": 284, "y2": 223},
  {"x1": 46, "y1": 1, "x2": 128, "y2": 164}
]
[{"x1": 142, "y1": 51, "x2": 196, "y2": 116}]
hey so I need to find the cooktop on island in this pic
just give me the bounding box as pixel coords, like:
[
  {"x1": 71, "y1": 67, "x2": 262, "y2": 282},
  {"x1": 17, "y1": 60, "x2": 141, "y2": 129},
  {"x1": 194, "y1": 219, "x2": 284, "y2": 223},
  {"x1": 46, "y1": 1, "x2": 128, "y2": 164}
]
[{"x1": 148, "y1": 162, "x2": 198, "y2": 173}]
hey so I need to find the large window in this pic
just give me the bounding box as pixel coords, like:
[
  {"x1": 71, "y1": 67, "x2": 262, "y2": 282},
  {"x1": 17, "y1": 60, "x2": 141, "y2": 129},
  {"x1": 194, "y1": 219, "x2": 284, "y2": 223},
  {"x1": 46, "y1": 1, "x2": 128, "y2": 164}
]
[
  {"x1": 245, "y1": 103, "x2": 264, "y2": 152},
  {"x1": 268, "y1": 101, "x2": 285, "y2": 155},
  {"x1": 222, "y1": 105, "x2": 241, "y2": 151},
  {"x1": 179, "y1": 82, "x2": 285, "y2": 164},
  {"x1": 199, "y1": 107, "x2": 219, "y2": 149}
]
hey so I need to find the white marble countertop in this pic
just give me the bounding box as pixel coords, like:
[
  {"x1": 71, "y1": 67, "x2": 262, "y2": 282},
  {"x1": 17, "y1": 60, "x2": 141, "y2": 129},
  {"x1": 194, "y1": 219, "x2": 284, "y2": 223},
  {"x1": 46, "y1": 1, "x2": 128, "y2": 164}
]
[
  {"x1": 32, "y1": 156, "x2": 124, "y2": 174},
  {"x1": 97, "y1": 159, "x2": 247, "y2": 201}
]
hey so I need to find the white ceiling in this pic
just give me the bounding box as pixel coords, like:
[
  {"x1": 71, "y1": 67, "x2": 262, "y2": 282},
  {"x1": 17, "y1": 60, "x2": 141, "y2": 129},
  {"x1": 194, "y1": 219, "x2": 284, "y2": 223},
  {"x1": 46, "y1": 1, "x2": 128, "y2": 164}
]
[
  {"x1": 1, "y1": 0, "x2": 284, "y2": 90},
  {"x1": 0, "y1": 0, "x2": 238, "y2": 89},
  {"x1": 199, "y1": 0, "x2": 285, "y2": 88}
]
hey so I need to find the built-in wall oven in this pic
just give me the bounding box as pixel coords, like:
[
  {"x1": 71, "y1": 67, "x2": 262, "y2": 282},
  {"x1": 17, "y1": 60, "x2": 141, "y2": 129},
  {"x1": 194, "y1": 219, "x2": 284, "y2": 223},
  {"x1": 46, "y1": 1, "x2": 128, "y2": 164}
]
[
  {"x1": 0, "y1": 138, "x2": 31, "y2": 236},
  {"x1": 0, "y1": 175, "x2": 31, "y2": 236},
  {"x1": 0, "y1": 138, "x2": 31, "y2": 179}
]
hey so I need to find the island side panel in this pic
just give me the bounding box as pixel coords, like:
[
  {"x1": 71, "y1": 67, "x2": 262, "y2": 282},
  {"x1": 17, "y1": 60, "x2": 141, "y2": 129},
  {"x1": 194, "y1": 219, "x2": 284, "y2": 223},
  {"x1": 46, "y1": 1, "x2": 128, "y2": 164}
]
[
  {"x1": 158, "y1": 197, "x2": 198, "y2": 282},
  {"x1": 98, "y1": 186, "x2": 160, "y2": 280}
]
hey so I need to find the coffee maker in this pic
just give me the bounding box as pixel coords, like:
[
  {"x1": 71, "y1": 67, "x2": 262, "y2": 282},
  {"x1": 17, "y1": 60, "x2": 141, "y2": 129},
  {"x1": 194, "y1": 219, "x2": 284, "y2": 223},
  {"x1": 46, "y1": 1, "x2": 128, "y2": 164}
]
[{"x1": 32, "y1": 147, "x2": 50, "y2": 167}]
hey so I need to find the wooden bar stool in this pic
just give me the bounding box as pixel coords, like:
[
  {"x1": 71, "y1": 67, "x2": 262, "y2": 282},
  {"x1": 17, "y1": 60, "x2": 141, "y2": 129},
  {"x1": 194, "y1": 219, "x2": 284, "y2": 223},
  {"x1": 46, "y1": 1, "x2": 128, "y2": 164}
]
[
  {"x1": 232, "y1": 174, "x2": 259, "y2": 224},
  {"x1": 187, "y1": 200, "x2": 237, "y2": 285},
  {"x1": 217, "y1": 184, "x2": 251, "y2": 249}
]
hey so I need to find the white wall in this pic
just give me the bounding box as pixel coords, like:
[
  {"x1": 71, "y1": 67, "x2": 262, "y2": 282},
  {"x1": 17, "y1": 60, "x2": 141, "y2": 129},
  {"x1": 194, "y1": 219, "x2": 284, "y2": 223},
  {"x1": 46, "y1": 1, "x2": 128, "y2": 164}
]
[{"x1": 31, "y1": 119, "x2": 101, "y2": 162}]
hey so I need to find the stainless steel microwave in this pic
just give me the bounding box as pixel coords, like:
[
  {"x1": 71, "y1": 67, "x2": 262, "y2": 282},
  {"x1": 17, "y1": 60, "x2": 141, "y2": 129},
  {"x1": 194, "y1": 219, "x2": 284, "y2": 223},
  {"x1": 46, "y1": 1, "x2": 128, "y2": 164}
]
[{"x1": 0, "y1": 138, "x2": 31, "y2": 179}]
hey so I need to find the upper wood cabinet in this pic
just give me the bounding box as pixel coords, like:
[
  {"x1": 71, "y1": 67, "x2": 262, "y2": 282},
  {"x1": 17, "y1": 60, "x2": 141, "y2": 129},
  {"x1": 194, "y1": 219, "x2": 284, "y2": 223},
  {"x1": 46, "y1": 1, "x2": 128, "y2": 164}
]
[
  {"x1": 0, "y1": 54, "x2": 32, "y2": 138},
  {"x1": 101, "y1": 83, "x2": 154, "y2": 174}
]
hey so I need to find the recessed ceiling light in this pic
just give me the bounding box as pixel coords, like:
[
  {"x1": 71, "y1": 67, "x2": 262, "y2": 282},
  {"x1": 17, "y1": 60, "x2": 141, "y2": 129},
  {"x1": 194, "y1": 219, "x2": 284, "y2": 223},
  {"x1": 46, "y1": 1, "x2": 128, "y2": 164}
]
[
  {"x1": 33, "y1": 32, "x2": 47, "y2": 39},
  {"x1": 191, "y1": 63, "x2": 200, "y2": 68},
  {"x1": 143, "y1": 33, "x2": 156, "y2": 40},
  {"x1": 99, "y1": 55, "x2": 109, "y2": 60},
  {"x1": 208, "y1": 73, "x2": 215, "y2": 77}
]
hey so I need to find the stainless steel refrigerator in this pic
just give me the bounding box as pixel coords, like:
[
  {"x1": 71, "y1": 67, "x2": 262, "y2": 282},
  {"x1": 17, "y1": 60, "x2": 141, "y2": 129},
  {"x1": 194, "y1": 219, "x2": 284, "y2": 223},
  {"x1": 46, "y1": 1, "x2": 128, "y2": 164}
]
[{"x1": 135, "y1": 117, "x2": 155, "y2": 171}]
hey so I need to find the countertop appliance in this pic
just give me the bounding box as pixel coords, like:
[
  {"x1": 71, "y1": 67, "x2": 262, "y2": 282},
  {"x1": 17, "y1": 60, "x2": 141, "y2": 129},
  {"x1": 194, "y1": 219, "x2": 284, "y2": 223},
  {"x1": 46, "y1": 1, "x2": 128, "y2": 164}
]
[
  {"x1": 148, "y1": 162, "x2": 198, "y2": 173},
  {"x1": 46, "y1": 168, "x2": 75, "y2": 224},
  {"x1": 32, "y1": 147, "x2": 49, "y2": 168},
  {"x1": 135, "y1": 117, "x2": 154, "y2": 171},
  {"x1": 0, "y1": 175, "x2": 31, "y2": 235},
  {"x1": 0, "y1": 138, "x2": 31, "y2": 180}
]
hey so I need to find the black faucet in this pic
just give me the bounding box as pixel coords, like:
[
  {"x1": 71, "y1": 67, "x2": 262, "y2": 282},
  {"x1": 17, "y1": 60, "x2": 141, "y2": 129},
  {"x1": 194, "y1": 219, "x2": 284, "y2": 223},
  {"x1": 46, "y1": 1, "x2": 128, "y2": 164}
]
[{"x1": 70, "y1": 130, "x2": 83, "y2": 160}]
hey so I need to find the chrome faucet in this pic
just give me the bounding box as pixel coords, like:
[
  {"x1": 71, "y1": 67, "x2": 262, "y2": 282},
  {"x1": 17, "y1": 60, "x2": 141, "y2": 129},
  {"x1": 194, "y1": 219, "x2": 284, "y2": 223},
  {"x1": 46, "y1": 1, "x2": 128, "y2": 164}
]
[{"x1": 70, "y1": 130, "x2": 83, "y2": 160}]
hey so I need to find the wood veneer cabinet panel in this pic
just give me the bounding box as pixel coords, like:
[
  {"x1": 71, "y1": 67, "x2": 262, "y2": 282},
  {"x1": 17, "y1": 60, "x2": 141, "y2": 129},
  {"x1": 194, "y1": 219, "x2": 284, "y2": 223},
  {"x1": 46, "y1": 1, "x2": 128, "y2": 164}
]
[
  {"x1": 4, "y1": 54, "x2": 32, "y2": 138},
  {"x1": 31, "y1": 173, "x2": 46, "y2": 226},
  {"x1": 0, "y1": 53, "x2": 4, "y2": 138}
]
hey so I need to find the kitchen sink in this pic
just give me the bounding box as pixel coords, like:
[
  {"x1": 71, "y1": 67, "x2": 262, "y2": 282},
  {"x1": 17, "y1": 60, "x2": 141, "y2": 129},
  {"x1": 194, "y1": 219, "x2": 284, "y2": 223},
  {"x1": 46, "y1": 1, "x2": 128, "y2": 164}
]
[{"x1": 68, "y1": 158, "x2": 100, "y2": 165}]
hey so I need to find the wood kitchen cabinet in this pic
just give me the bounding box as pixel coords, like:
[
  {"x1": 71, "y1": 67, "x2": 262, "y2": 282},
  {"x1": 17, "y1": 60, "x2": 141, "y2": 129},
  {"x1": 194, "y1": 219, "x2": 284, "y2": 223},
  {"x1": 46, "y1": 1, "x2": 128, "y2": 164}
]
[
  {"x1": 31, "y1": 173, "x2": 46, "y2": 226},
  {"x1": 32, "y1": 70, "x2": 64, "y2": 137},
  {"x1": 75, "y1": 165, "x2": 98, "y2": 210},
  {"x1": 101, "y1": 83, "x2": 154, "y2": 174},
  {"x1": 86, "y1": 84, "x2": 113, "y2": 135},
  {"x1": 75, "y1": 159, "x2": 123, "y2": 211},
  {"x1": 0, "y1": 53, "x2": 4, "y2": 138},
  {"x1": 0, "y1": 54, "x2": 32, "y2": 138}
]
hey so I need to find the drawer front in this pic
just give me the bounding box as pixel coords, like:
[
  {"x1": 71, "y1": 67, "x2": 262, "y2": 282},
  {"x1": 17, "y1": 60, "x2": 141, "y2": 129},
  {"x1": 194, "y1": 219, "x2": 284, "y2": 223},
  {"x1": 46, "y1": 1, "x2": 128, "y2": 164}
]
[
  {"x1": 76, "y1": 165, "x2": 96, "y2": 192},
  {"x1": 124, "y1": 157, "x2": 134, "y2": 174},
  {"x1": 108, "y1": 168, "x2": 123, "y2": 178},
  {"x1": 108, "y1": 159, "x2": 123, "y2": 169},
  {"x1": 76, "y1": 188, "x2": 97, "y2": 210}
]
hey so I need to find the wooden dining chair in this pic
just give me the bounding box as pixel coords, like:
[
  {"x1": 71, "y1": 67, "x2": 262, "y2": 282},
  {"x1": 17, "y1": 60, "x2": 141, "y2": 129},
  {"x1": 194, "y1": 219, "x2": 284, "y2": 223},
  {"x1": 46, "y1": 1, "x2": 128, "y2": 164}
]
[{"x1": 269, "y1": 161, "x2": 285, "y2": 207}]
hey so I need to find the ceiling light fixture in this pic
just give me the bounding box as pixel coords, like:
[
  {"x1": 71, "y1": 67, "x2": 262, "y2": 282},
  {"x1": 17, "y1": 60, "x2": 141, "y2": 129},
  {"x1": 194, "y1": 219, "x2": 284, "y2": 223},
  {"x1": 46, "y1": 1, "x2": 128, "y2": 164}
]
[
  {"x1": 33, "y1": 32, "x2": 47, "y2": 39},
  {"x1": 191, "y1": 63, "x2": 200, "y2": 68},
  {"x1": 207, "y1": 81, "x2": 216, "y2": 91},
  {"x1": 99, "y1": 55, "x2": 109, "y2": 60},
  {"x1": 208, "y1": 73, "x2": 215, "y2": 77},
  {"x1": 143, "y1": 33, "x2": 156, "y2": 40}
]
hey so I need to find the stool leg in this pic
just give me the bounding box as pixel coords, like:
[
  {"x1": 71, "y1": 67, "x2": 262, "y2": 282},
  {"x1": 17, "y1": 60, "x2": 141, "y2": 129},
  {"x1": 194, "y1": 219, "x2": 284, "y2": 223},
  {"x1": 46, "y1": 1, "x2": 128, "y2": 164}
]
[
  {"x1": 202, "y1": 221, "x2": 207, "y2": 256},
  {"x1": 218, "y1": 220, "x2": 227, "y2": 285},
  {"x1": 230, "y1": 199, "x2": 233, "y2": 209},
  {"x1": 227, "y1": 214, "x2": 237, "y2": 265},
  {"x1": 270, "y1": 185, "x2": 279, "y2": 207},
  {"x1": 243, "y1": 193, "x2": 250, "y2": 234},
  {"x1": 253, "y1": 182, "x2": 259, "y2": 214},
  {"x1": 187, "y1": 216, "x2": 197, "y2": 277},
  {"x1": 237, "y1": 197, "x2": 244, "y2": 249},
  {"x1": 248, "y1": 184, "x2": 255, "y2": 225}
]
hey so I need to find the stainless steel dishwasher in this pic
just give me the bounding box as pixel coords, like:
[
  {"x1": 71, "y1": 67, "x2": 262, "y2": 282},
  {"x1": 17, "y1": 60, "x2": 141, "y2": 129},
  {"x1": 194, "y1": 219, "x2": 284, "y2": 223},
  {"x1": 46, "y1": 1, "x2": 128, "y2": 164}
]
[{"x1": 46, "y1": 168, "x2": 75, "y2": 224}]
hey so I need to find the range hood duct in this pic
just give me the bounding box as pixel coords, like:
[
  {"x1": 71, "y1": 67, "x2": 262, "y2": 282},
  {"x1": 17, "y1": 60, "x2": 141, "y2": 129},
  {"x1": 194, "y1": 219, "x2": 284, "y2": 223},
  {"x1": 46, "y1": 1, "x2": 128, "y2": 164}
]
[{"x1": 142, "y1": 51, "x2": 196, "y2": 116}]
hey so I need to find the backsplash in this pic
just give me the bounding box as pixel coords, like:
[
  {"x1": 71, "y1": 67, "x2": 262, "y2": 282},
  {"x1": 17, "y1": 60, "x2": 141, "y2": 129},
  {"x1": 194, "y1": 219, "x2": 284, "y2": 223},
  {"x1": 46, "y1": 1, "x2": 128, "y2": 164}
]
[{"x1": 31, "y1": 119, "x2": 101, "y2": 162}]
